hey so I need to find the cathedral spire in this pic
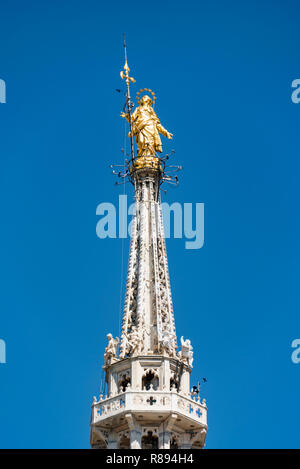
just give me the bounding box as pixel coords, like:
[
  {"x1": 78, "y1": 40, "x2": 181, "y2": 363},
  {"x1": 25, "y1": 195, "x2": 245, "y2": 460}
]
[{"x1": 90, "y1": 44, "x2": 207, "y2": 450}]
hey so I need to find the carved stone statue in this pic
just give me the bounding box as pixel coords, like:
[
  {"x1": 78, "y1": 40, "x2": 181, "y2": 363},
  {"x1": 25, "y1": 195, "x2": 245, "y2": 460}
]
[
  {"x1": 119, "y1": 325, "x2": 144, "y2": 358},
  {"x1": 104, "y1": 333, "x2": 119, "y2": 366},
  {"x1": 179, "y1": 336, "x2": 194, "y2": 367},
  {"x1": 130, "y1": 325, "x2": 144, "y2": 355},
  {"x1": 161, "y1": 325, "x2": 176, "y2": 357},
  {"x1": 121, "y1": 94, "x2": 173, "y2": 156}
]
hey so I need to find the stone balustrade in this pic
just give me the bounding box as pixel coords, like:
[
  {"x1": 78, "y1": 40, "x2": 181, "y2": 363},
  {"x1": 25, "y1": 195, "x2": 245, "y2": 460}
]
[{"x1": 91, "y1": 389, "x2": 207, "y2": 427}]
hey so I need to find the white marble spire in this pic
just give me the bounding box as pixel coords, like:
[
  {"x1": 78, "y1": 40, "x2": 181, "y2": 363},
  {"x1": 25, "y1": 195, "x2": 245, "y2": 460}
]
[
  {"x1": 90, "y1": 54, "x2": 207, "y2": 448},
  {"x1": 119, "y1": 167, "x2": 177, "y2": 359}
]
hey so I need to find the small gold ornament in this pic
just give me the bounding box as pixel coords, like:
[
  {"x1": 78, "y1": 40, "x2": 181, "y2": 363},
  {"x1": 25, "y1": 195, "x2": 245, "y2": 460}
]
[{"x1": 120, "y1": 60, "x2": 136, "y2": 85}]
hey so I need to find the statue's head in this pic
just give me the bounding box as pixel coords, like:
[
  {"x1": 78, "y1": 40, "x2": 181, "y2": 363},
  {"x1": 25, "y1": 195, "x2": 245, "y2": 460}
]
[
  {"x1": 107, "y1": 333, "x2": 112, "y2": 340},
  {"x1": 140, "y1": 95, "x2": 153, "y2": 106}
]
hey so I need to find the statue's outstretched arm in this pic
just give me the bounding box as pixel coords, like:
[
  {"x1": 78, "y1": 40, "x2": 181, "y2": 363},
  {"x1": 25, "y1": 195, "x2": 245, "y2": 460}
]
[
  {"x1": 120, "y1": 111, "x2": 130, "y2": 122},
  {"x1": 121, "y1": 108, "x2": 139, "y2": 125},
  {"x1": 157, "y1": 122, "x2": 173, "y2": 139}
]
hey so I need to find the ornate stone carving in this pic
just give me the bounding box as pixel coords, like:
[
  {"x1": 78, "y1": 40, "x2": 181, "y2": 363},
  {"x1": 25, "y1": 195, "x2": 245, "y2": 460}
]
[
  {"x1": 160, "y1": 324, "x2": 177, "y2": 357},
  {"x1": 104, "y1": 333, "x2": 119, "y2": 366},
  {"x1": 118, "y1": 173, "x2": 177, "y2": 359},
  {"x1": 178, "y1": 336, "x2": 194, "y2": 367}
]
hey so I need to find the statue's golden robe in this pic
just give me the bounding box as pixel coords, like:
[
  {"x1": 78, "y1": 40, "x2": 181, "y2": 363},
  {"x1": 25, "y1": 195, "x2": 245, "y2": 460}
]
[{"x1": 130, "y1": 105, "x2": 170, "y2": 156}]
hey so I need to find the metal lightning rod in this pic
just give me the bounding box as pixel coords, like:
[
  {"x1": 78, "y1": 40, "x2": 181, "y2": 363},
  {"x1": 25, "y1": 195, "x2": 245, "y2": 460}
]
[{"x1": 120, "y1": 35, "x2": 136, "y2": 163}]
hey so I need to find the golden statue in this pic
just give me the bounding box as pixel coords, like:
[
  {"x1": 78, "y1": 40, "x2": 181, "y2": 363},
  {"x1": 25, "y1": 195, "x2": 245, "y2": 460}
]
[
  {"x1": 119, "y1": 39, "x2": 173, "y2": 160},
  {"x1": 121, "y1": 94, "x2": 173, "y2": 157}
]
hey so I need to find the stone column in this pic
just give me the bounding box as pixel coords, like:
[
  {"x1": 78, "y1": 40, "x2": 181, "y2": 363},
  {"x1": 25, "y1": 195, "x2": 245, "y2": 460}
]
[
  {"x1": 160, "y1": 358, "x2": 171, "y2": 391},
  {"x1": 180, "y1": 368, "x2": 190, "y2": 395},
  {"x1": 159, "y1": 429, "x2": 170, "y2": 449},
  {"x1": 130, "y1": 428, "x2": 142, "y2": 449},
  {"x1": 180, "y1": 433, "x2": 192, "y2": 449},
  {"x1": 126, "y1": 413, "x2": 142, "y2": 449},
  {"x1": 107, "y1": 432, "x2": 118, "y2": 449},
  {"x1": 131, "y1": 360, "x2": 142, "y2": 390},
  {"x1": 108, "y1": 370, "x2": 118, "y2": 396},
  {"x1": 159, "y1": 414, "x2": 177, "y2": 449}
]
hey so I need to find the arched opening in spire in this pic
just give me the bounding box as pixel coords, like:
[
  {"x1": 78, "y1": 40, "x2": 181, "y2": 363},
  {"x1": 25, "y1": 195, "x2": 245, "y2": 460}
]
[
  {"x1": 141, "y1": 431, "x2": 158, "y2": 449},
  {"x1": 118, "y1": 371, "x2": 131, "y2": 393},
  {"x1": 170, "y1": 375, "x2": 179, "y2": 391},
  {"x1": 142, "y1": 369, "x2": 159, "y2": 391}
]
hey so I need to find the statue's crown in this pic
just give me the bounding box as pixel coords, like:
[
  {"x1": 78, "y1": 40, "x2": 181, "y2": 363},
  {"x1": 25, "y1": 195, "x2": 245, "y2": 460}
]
[{"x1": 136, "y1": 88, "x2": 157, "y2": 107}]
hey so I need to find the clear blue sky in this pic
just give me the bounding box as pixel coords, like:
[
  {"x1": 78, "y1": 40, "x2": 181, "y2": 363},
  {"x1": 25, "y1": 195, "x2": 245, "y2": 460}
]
[{"x1": 1, "y1": 0, "x2": 300, "y2": 449}]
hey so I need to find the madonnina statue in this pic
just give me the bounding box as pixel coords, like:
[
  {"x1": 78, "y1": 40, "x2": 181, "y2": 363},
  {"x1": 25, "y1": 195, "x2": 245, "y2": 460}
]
[{"x1": 121, "y1": 94, "x2": 173, "y2": 157}]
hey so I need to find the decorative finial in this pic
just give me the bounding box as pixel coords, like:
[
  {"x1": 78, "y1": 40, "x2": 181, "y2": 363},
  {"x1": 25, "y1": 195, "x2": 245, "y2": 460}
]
[
  {"x1": 120, "y1": 35, "x2": 136, "y2": 86},
  {"x1": 119, "y1": 35, "x2": 136, "y2": 162}
]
